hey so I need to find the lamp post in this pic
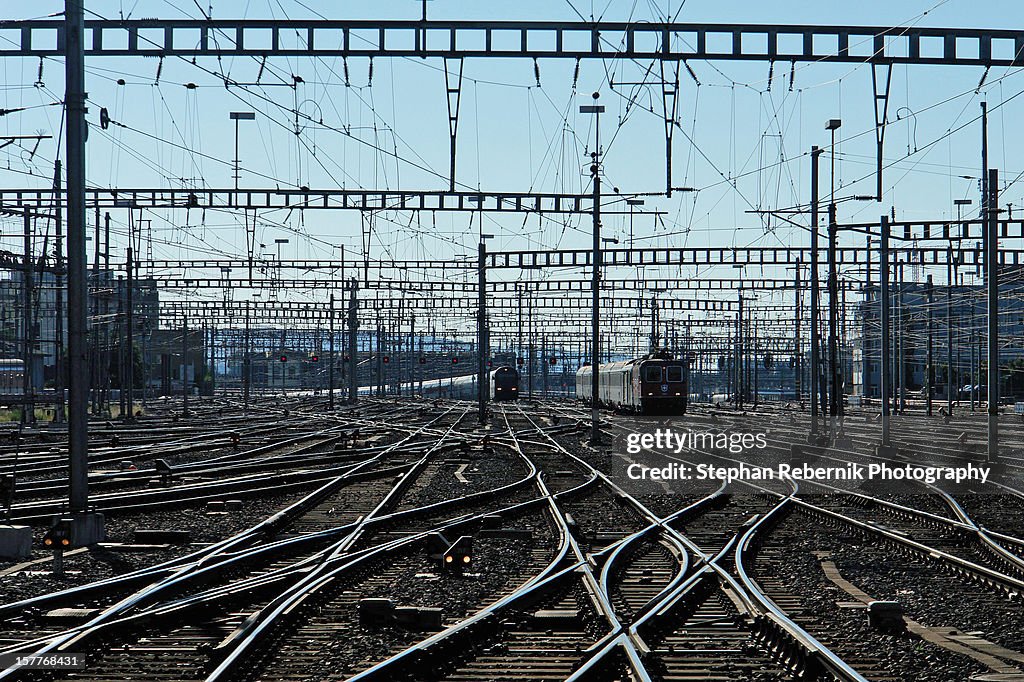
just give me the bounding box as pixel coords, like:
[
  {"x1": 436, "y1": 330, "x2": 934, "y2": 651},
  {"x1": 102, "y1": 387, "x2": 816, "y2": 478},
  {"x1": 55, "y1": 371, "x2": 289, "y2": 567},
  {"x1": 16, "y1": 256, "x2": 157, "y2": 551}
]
[
  {"x1": 626, "y1": 199, "x2": 643, "y2": 249},
  {"x1": 581, "y1": 92, "x2": 605, "y2": 445},
  {"x1": 274, "y1": 238, "x2": 289, "y2": 294},
  {"x1": 229, "y1": 112, "x2": 256, "y2": 191},
  {"x1": 950, "y1": 198, "x2": 971, "y2": 412}
]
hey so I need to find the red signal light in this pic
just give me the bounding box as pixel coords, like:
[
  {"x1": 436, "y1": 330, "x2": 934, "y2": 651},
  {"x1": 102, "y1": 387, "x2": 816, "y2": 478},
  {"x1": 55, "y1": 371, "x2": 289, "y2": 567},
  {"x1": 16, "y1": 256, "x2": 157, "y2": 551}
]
[
  {"x1": 419, "y1": 357, "x2": 426, "y2": 364},
  {"x1": 382, "y1": 356, "x2": 390, "y2": 364},
  {"x1": 451, "y1": 357, "x2": 459, "y2": 364},
  {"x1": 280, "y1": 355, "x2": 288, "y2": 363},
  {"x1": 549, "y1": 357, "x2": 557, "y2": 365},
  {"x1": 310, "y1": 354, "x2": 319, "y2": 362}
]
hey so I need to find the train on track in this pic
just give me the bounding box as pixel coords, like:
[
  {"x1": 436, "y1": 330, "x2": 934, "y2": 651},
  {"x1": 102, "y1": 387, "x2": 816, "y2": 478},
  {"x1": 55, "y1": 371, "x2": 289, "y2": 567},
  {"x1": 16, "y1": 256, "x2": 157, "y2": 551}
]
[
  {"x1": 0, "y1": 359, "x2": 25, "y2": 396},
  {"x1": 360, "y1": 365, "x2": 521, "y2": 401},
  {"x1": 575, "y1": 352, "x2": 688, "y2": 415}
]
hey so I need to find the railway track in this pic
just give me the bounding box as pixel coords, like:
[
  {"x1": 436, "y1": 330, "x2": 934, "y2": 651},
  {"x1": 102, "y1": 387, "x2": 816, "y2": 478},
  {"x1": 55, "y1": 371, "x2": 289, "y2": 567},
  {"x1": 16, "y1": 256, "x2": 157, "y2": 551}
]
[{"x1": 5, "y1": 398, "x2": 1024, "y2": 680}]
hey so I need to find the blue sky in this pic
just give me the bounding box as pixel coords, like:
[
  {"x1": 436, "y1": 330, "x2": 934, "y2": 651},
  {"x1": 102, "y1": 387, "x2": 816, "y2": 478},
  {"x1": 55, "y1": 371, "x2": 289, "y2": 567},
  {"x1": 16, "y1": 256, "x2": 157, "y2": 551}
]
[{"x1": 2, "y1": 1, "x2": 1022, "y2": 339}]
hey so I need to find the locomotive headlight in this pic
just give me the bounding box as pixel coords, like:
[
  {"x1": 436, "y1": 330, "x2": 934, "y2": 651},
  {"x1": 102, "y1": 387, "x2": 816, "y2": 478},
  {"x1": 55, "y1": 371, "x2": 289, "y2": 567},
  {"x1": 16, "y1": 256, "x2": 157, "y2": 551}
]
[
  {"x1": 445, "y1": 555, "x2": 453, "y2": 563},
  {"x1": 462, "y1": 555, "x2": 471, "y2": 564}
]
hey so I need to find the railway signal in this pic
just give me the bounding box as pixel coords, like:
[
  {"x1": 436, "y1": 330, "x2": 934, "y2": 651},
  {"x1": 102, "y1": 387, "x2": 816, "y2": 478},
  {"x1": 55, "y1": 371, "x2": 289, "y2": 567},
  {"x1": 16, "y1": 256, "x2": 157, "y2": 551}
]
[
  {"x1": 451, "y1": 357, "x2": 459, "y2": 365},
  {"x1": 382, "y1": 356, "x2": 390, "y2": 364},
  {"x1": 419, "y1": 357, "x2": 426, "y2": 364},
  {"x1": 279, "y1": 355, "x2": 288, "y2": 363},
  {"x1": 549, "y1": 357, "x2": 557, "y2": 365},
  {"x1": 441, "y1": 536, "x2": 473, "y2": 572},
  {"x1": 310, "y1": 354, "x2": 319, "y2": 362},
  {"x1": 43, "y1": 517, "x2": 74, "y2": 575}
]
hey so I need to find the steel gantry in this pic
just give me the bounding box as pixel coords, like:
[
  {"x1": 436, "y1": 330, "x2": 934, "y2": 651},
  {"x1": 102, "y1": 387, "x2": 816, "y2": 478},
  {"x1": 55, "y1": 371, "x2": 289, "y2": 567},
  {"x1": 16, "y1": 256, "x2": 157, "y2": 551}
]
[{"x1": 5, "y1": 18, "x2": 1022, "y2": 67}]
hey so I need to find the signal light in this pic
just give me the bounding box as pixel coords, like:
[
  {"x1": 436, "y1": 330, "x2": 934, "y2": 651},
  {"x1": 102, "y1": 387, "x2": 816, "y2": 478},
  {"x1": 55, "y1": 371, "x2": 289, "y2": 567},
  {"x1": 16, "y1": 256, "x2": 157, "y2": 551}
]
[
  {"x1": 280, "y1": 355, "x2": 288, "y2": 363},
  {"x1": 441, "y1": 536, "x2": 472, "y2": 572},
  {"x1": 451, "y1": 357, "x2": 459, "y2": 365},
  {"x1": 419, "y1": 357, "x2": 426, "y2": 364},
  {"x1": 43, "y1": 518, "x2": 74, "y2": 550},
  {"x1": 487, "y1": 360, "x2": 492, "y2": 368},
  {"x1": 516, "y1": 358, "x2": 524, "y2": 366},
  {"x1": 343, "y1": 355, "x2": 350, "y2": 362},
  {"x1": 382, "y1": 356, "x2": 390, "y2": 364},
  {"x1": 549, "y1": 357, "x2": 557, "y2": 365},
  {"x1": 310, "y1": 354, "x2": 320, "y2": 362}
]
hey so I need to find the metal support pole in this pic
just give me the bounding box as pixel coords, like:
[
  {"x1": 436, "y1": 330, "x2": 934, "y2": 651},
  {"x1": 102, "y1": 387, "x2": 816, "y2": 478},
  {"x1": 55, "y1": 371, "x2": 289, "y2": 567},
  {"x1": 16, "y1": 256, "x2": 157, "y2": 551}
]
[
  {"x1": 986, "y1": 168, "x2": 999, "y2": 460},
  {"x1": 946, "y1": 247, "x2": 954, "y2": 414},
  {"x1": 753, "y1": 316, "x2": 759, "y2": 406},
  {"x1": 827, "y1": 202, "x2": 840, "y2": 417},
  {"x1": 898, "y1": 264, "x2": 906, "y2": 413},
  {"x1": 102, "y1": 212, "x2": 111, "y2": 417},
  {"x1": 926, "y1": 274, "x2": 933, "y2": 416},
  {"x1": 65, "y1": 0, "x2": 92, "y2": 518},
  {"x1": 736, "y1": 290, "x2": 743, "y2": 410},
  {"x1": 91, "y1": 204, "x2": 99, "y2": 415},
  {"x1": 125, "y1": 247, "x2": 134, "y2": 422},
  {"x1": 181, "y1": 316, "x2": 189, "y2": 417},
  {"x1": 116, "y1": 277, "x2": 125, "y2": 419},
  {"x1": 243, "y1": 301, "x2": 250, "y2": 412},
  {"x1": 22, "y1": 210, "x2": 35, "y2": 426},
  {"x1": 328, "y1": 293, "x2": 335, "y2": 409},
  {"x1": 587, "y1": 98, "x2": 604, "y2": 444},
  {"x1": 53, "y1": 160, "x2": 65, "y2": 423},
  {"x1": 209, "y1": 325, "x2": 216, "y2": 398},
  {"x1": 810, "y1": 146, "x2": 822, "y2": 437},
  {"x1": 347, "y1": 278, "x2": 359, "y2": 404},
  {"x1": 880, "y1": 216, "x2": 891, "y2": 446},
  {"x1": 542, "y1": 333, "x2": 549, "y2": 397},
  {"x1": 794, "y1": 261, "x2": 802, "y2": 402},
  {"x1": 477, "y1": 240, "x2": 487, "y2": 423}
]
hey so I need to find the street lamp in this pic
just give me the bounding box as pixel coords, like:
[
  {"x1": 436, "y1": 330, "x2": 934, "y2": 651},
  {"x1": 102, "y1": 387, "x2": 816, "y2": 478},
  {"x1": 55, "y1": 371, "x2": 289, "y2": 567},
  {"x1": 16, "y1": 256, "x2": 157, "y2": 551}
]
[
  {"x1": 824, "y1": 118, "x2": 843, "y2": 422},
  {"x1": 580, "y1": 92, "x2": 605, "y2": 445},
  {"x1": 229, "y1": 112, "x2": 255, "y2": 191},
  {"x1": 949, "y1": 198, "x2": 972, "y2": 413},
  {"x1": 274, "y1": 237, "x2": 289, "y2": 261},
  {"x1": 626, "y1": 199, "x2": 644, "y2": 248},
  {"x1": 826, "y1": 118, "x2": 842, "y2": 205}
]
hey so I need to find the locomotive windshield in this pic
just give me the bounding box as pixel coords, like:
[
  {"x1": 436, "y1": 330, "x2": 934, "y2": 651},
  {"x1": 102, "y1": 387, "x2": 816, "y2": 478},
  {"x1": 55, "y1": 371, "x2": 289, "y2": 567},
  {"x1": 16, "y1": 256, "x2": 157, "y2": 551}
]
[
  {"x1": 666, "y1": 366, "x2": 683, "y2": 382},
  {"x1": 643, "y1": 365, "x2": 662, "y2": 382}
]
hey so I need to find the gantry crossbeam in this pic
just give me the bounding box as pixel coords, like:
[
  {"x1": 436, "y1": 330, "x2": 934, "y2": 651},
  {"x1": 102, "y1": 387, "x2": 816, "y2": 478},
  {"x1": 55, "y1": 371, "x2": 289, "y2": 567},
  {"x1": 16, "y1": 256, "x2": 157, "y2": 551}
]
[
  {"x1": 1, "y1": 19, "x2": 1021, "y2": 67},
  {"x1": 0, "y1": 188, "x2": 620, "y2": 214},
  {"x1": 157, "y1": 297, "x2": 796, "y2": 318},
  {"x1": 142, "y1": 275, "x2": 860, "y2": 292},
  {"x1": 135, "y1": 244, "x2": 1021, "y2": 274}
]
